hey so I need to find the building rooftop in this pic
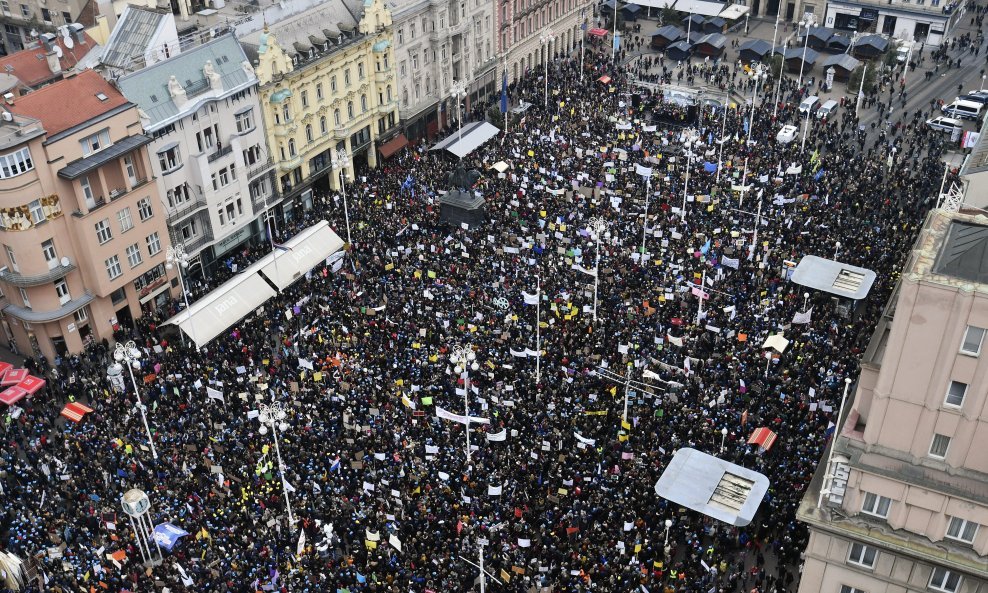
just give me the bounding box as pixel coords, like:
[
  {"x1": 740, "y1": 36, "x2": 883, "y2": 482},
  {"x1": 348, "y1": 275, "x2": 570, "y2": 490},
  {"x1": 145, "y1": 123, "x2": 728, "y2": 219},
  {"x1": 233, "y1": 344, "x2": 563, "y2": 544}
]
[
  {"x1": 100, "y1": 5, "x2": 173, "y2": 71},
  {"x1": 907, "y1": 210, "x2": 988, "y2": 290},
  {"x1": 117, "y1": 33, "x2": 254, "y2": 130},
  {"x1": 0, "y1": 29, "x2": 98, "y2": 90},
  {"x1": 6, "y1": 70, "x2": 131, "y2": 137},
  {"x1": 239, "y1": 0, "x2": 364, "y2": 61},
  {"x1": 791, "y1": 255, "x2": 877, "y2": 300}
]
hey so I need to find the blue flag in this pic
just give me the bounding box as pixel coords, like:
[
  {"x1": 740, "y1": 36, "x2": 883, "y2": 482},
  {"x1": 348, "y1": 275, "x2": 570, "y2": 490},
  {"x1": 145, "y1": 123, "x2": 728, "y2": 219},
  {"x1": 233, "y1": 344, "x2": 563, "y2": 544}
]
[
  {"x1": 613, "y1": 32, "x2": 621, "y2": 51},
  {"x1": 500, "y1": 71, "x2": 508, "y2": 114}
]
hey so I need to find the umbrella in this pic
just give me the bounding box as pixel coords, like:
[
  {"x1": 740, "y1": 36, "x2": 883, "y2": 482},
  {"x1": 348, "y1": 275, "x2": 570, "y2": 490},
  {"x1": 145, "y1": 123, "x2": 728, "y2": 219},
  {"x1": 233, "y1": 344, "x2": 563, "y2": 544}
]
[
  {"x1": 60, "y1": 402, "x2": 94, "y2": 423},
  {"x1": 1, "y1": 368, "x2": 27, "y2": 386},
  {"x1": 588, "y1": 27, "x2": 609, "y2": 37},
  {"x1": 0, "y1": 362, "x2": 11, "y2": 380},
  {"x1": 598, "y1": 75, "x2": 612, "y2": 84},
  {"x1": 17, "y1": 375, "x2": 45, "y2": 395},
  {"x1": 761, "y1": 333, "x2": 790, "y2": 353},
  {"x1": 0, "y1": 386, "x2": 27, "y2": 406},
  {"x1": 748, "y1": 427, "x2": 778, "y2": 450},
  {"x1": 491, "y1": 161, "x2": 509, "y2": 173}
]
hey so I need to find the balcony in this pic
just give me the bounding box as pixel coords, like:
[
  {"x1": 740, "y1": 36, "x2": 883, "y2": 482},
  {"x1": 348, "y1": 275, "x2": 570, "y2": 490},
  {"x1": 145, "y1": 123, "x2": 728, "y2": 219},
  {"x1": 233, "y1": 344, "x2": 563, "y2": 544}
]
[
  {"x1": 166, "y1": 193, "x2": 208, "y2": 224},
  {"x1": 206, "y1": 144, "x2": 234, "y2": 164},
  {"x1": 180, "y1": 226, "x2": 215, "y2": 254},
  {"x1": 334, "y1": 125, "x2": 349, "y2": 140},
  {"x1": 72, "y1": 178, "x2": 152, "y2": 218},
  {"x1": 247, "y1": 156, "x2": 275, "y2": 180},
  {"x1": 0, "y1": 261, "x2": 76, "y2": 288},
  {"x1": 2, "y1": 290, "x2": 94, "y2": 324},
  {"x1": 278, "y1": 155, "x2": 303, "y2": 173}
]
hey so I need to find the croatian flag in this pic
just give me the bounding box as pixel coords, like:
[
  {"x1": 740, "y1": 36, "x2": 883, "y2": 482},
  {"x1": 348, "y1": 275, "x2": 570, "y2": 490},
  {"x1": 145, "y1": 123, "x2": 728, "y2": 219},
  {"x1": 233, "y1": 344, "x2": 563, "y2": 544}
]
[
  {"x1": 273, "y1": 242, "x2": 292, "y2": 252},
  {"x1": 500, "y1": 70, "x2": 508, "y2": 114}
]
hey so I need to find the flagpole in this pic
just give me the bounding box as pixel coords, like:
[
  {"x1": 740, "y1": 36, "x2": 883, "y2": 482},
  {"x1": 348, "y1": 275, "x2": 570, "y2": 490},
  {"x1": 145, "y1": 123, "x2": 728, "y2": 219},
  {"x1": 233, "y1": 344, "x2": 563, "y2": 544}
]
[
  {"x1": 695, "y1": 268, "x2": 706, "y2": 326},
  {"x1": 738, "y1": 158, "x2": 749, "y2": 208},
  {"x1": 640, "y1": 174, "x2": 651, "y2": 259},
  {"x1": 535, "y1": 275, "x2": 541, "y2": 391}
]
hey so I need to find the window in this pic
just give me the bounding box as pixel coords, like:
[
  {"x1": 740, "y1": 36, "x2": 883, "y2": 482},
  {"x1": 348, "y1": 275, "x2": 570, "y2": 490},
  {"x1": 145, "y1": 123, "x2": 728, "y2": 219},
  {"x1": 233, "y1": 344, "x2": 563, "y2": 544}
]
[
  {"x1": 180, "y1": 219, "x2": 198, "y2": 240},
  {"x1": 126, "y1": 243, "x2": 142, "y2": 268},
  {"x1": 105, "y1": 255, "x2": 122, "y2": 280},
  {"x1": 320, "y1": 116, "x2": 328, "y2": 135},
  {"x1": 41, "y1": 239, "x2": 57, "y2": 269},
  {"x1": 235, "y1": 109, "x2": 255, "y2": 134},
  {"x1": 358, "y1": 63, "x2": 365, "y2": 79},
  {"x1": 334, "y1": 109, "x2": 341, "y2": 126},
  {"x1": 301, "y1": 89, "x2": 309, "y2": 107},
  {"x1": 945, "y1": 381, "x2": 966, "y2": 407},
  {"x1": 960, "y1": 325, "x2": 985, "y2": 355},
  {"x1": 137, "y1": 197, "x2": 153, "y2": 221},
  {"x1": 397, "y1": 28, "x2": 403, "y2": 44},
  {"x1": 361, "y1": 94, "x2": 368, "y2": 112},
  {"x1": 946, "y1": 517, "x2": 979, "y2": 544},
  {"x1": 157, "y1": 145, "x2": 180, "y2": 172},
  {"x1": 929, "y1": 567, "x2": 961, "y2": 593},
  {"x1": 861, "y1": 492, "x2": 891, "y2": 518},
  {"x1": 344, "y1": 69, "x2": 351, "y2": 86},
  {"x1": 330, "y1": 76, "x2": 337, "y2": 92},
  {"x1": 95, "y1": 219, "x2": 112, "y2": 244},
  {"x1": 117, "y1": 207, "x2": 133, "y2": 232},
  {"x1": 347, "y1": 101, "x2": 354, "y2": 119},
  {"x1": 316, "y1": 83, "x2": 324, "y2": 101},
  {"x1": 306, "y1": 124, "x2": 313, "y2": 143},
  {"x1": 288, "y1": 139, "x2": 297, "y2": 157},
  {"x1": 840, "y1": 587, "x2": 866, "y2": 593},
  {"x1": 847, "y1": 543, "x2": 877, "y2": 569},
  {"x1": 930, "y1": 434, "x2": 951, "y2": 458},
  {"x1": 166, "y1": 184, "x2": 190, "y2": 208},
  {"x1": 80, "y1": 129, "x2": 111, "y2": 156},
  {"x1": 19, "y1": 3, "x2": 28, "y2": 17},
  {"x1": 74, "y1": 307, "x2": 88, "y2": 324},
  {"x1": 0, "y1": 147, "x2": 33, "y2": 178},
  {"x1": 81, "y1": 176, "x2": 96, "y2": 208},
  {"x1": 18, "y1": 287, "x2": 29, "y2": 308},
  {"x1": 54, "y1": 279, "x2": 70, "y2": 305},
  {"x1": 282, "y1": 103, "x2": 291, "y2": 122},
  {"x1": 28, "y1": 199, "x2": 43, "y2": 224},
  {"x1": 146, "y1": 232, "x2": 161, "y2": 256}
]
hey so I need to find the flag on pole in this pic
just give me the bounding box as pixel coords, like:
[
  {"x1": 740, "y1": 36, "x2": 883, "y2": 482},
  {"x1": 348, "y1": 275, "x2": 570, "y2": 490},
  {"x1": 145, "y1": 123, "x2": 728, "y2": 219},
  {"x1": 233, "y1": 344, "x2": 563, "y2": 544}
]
[
  {"x1": 273, "y1": 242, "x2": 293, "y2": 252},
  {"x1": 792, "y1": 307, "x2": 813, "y2": 324},
  {"x1": 522, "y1": 291, "x2": 540, "y2": 305},
  {"x1": 500, "y1": 70, "x2": 508, "y2": 114}
]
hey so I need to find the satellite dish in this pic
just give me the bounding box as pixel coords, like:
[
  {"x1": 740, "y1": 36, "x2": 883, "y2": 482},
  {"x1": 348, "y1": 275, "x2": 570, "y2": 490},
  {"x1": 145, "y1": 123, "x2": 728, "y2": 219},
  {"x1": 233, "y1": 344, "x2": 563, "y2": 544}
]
[
  {"x1": 60, "y1": 256, "x2": 70, "y2": 267},
  {"x1": 64, "y1": 35, "x2": 74, "y2": 49},
  {"x1": 53, "y1": 45, "x2": 63, "y2": 58}
]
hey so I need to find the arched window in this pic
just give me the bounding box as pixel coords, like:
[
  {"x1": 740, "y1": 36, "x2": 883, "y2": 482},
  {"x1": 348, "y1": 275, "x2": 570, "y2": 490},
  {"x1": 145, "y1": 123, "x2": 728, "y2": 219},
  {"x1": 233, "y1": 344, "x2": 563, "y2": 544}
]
[
  {"x1": 288, "y1": 138, "x2": 296, "y2": 156},
  {"x1": 347, "y1": 101, "x2": 354, "y2": 118},
  {"x1": 320, "y1": 116, "x2": 328, "y2": 135},
  {"x1": 361, "y1": 94, "x2": 368, "y2": 112},
  {"x1": 334, "y1": 109, "x2": 341, "y2": 126},
  {"x1": 305, "y1": 124, "x2": 313, "y2": 142}
]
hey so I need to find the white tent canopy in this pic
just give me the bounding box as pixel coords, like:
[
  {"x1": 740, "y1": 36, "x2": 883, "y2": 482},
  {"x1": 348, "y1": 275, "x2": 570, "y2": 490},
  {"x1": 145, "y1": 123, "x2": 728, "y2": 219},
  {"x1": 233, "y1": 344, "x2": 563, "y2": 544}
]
[
  {"x1": 674, "y1": 0, "x2": 728, "y2": 16},
  {"x1": 163, "y1": 220, "x2": 346, "y2": 348},
  {"x1": 627, "y1": 0, "x2": 675, "y2": 9},
  {"x1": 260, "y1": 221, "x2": 346, "y2": 290},
  {"x1": 718, "y1": 3, "x2": 749, "y2": 19},
  {"x1": 163, "y1": 267, "x2": 276, "y2": 349},
  {"x1": 430, "y1": 121, "x2": 501, "y2": 158}
]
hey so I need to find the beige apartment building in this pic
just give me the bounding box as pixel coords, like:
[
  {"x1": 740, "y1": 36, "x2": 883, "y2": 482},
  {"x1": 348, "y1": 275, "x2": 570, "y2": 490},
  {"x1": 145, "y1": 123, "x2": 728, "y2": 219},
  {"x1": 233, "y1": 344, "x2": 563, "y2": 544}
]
[
  {"x1": 0, "y1": 69, "x2": 173, "y2": 358},
  {"x1": 797, "y1": 209, "x2": 988, "y2": 593}
]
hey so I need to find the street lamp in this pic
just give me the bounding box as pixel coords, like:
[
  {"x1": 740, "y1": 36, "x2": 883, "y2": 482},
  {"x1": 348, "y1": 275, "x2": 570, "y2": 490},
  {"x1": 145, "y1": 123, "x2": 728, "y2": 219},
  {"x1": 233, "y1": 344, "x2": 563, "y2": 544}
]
[
  {"x1": 772, "y1": 40, "x2": 788, "y2": 119},
  {"x1": 588, "y1": 216, "x2": 609, "y2": 324},
  {"x1": 747, "y1": 63, "x2": 767, "y2": 144},
  {"x1": 450, "y1": 79, "x2": 467, "y2": 143},
  {"x1": 255, "y1": 401, "x2": 295, "y2": 526},
  {"x1": 112, "y1": 341, "x2": 158, "y2": 460},
  {"x1": 663, "y1": 519, "x2": 673, "y2": 557},
  {"x1": 165, "y1": 244, "x2": 192, "y2": 347},
  {"x1": 450, "y1": 345, "x2": 480, "y2": 465},
  {"x1": 331, "y1": 148, "x2": 352, "y2": 246},
  {"x1": 800, "y1": 107, "x2": 811, "y2": 152},
  {"x1": 797, "y1": 15, "x2": 815, "y2": 89},
  {"x1": 981, "y1": 74, "x2": 986, "y2": 92},
  {"x1": 540, "y1": 28, "x2": 555, "y2": 109},
  {"x1": 720, "y1": 427, "x2": 728, "y2": 453}
]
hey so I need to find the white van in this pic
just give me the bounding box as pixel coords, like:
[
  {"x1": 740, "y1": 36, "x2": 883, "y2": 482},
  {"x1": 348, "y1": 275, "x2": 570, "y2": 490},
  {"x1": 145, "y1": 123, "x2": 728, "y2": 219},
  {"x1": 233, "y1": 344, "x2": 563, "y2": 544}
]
[
  {"x1": 926, "y1": 116, "x2": 964, "y2": 134},
  {"x1": 941, "y1": 98, "x2": 983, "y2": 120},
  {"x1": 798, "y1": 96, "x2": 820, "y2": 116},
  {"x1": 817, "y1": 99, "x2": 839, "y2": 119}
]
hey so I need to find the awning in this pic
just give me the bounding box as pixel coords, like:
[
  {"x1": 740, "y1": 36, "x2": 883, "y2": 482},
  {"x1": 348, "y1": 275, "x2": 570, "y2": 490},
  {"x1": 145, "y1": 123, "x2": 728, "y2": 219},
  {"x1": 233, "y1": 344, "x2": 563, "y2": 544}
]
[
  {"x1": 378, "y1": 133, "x2": 408, "y2": 159},
  {"x1": 718, "y1": 3, "x2": 749, "y2": 19},
  {"x1": 598, "y1": 75, "x2": 612, "y2": 84},
  {"x1": 163, "y1": 271, "x2": 277, "y2": 348},
  {"x1": 0, "y1": 362, "x2": 11, "y2": 380},
  {"x1": 748, "y1": 427, "x2": 778, "y2": 450},
  {"x1": 18, "y1": 375, "x2": 45, "y2": 395},
  {"x1": 58, "y1": 134, "x2": 153, "y2": 180},
  {"x1": 258, "y1": 221, "x2": 346, "y2": 291},
  {"x1": 0, "y1": 386, "x2": 26, "y2": 406},
  {"x1": 1, "y1": 368, "x2": 27, "y2": 386},
  {"x1": 588, "y1": 27, "x2": 609, "y2": 36},
  {"x1": 61, "y1": 401, "x2": 94, "y2": 422},
  {"x1": 674, "y1": 0, "x2": 726, "y2": 16},
  {"x1": 491, "y1": 161, "x2": 509, "y2": 172},
  {"x1": 430, "y1": 121, "x2": 501, "y2": 159}
]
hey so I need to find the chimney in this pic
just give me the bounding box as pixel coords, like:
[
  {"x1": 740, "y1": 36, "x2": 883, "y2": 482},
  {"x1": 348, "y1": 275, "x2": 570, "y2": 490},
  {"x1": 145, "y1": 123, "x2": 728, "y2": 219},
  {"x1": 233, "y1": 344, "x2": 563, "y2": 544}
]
[
  {"x1": 68, "y1": 23, "x2": 85, "y2": 44},
  {"x1": 39, "y1": 33, "x2": 55, "y2": 51},
  {"x1": 46, "y1": 50, "x2": 61, "y2": 75},
  {"x1": 4, "y1": 93, "x2": 14, "y2": 105}
]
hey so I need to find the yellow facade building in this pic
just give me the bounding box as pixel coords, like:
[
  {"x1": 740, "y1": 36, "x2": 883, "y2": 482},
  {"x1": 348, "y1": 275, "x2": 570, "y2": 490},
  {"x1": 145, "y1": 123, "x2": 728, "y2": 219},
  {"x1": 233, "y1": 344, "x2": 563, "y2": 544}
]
[{"x1": 241, "y1": 0, "x2": 399, "y2": 214}]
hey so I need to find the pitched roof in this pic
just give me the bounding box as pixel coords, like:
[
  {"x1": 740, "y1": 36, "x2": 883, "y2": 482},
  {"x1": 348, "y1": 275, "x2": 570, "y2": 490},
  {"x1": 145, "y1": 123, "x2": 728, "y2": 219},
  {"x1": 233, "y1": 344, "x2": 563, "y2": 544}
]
[
  {"x1": 7, "y1": 69, "x2": 130, "y2": 136},
  {"x1": 101, "y1": 5, "x2": 171, "y2": 70},
  {"x1": 0, "y1": 32, "x2": 97, "y2": 89},
  {"x1": 117, "y1": 33, "x2": 254, "y2": 129},
  {"x1": 240, "y1": 0, "x2": 363, "y2": 56}
]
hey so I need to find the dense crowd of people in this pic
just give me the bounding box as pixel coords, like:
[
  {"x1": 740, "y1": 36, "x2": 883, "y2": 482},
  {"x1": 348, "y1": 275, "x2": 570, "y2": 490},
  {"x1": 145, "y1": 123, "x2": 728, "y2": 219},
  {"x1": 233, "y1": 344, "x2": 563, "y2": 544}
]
[{"x1": 0, "y1": 20, "x2": 964, "y2": 593}]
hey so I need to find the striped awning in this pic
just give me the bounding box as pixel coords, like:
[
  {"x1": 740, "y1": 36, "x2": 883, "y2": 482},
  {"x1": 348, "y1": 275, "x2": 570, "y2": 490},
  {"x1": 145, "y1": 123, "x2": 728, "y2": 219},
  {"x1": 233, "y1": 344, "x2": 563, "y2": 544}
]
[
  {"x1": 18, "y1": 375, "x2": 45, "y2": 395},
  {"x1": 61, "y1": 402, "x2": 94, "y2": 423},
  {"x1": 1, "y1": 368, "x2": 28, "y2": 386},
  {"x1": 0, "y1": 386, "x2": 27, "y2": 406},
  {"x1": 747, "y1": 427, "x2": 778, "y2": 450}
]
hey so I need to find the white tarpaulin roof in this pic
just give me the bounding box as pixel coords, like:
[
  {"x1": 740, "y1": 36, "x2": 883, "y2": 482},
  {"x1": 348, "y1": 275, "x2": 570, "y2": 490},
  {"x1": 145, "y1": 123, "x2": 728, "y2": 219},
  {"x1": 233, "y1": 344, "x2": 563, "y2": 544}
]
[
  {"x1": 718, "y1": 3, "x2": 749, "y2": 19},
  {"x1": 164, "y1": 270, "x2": 276, "y2": 348},
  {"x1": 430, "y1": 121, "x2": 501, "y2": 158},
  {"x1": 259, "y1": 221, "x2": 345, "y2": 290},
  {"x1": 628, "y1": 0, "x2": 676, "y2": 8},
  {"x1": 674, "y1": 0, "x2": 727, "y2": 16}
]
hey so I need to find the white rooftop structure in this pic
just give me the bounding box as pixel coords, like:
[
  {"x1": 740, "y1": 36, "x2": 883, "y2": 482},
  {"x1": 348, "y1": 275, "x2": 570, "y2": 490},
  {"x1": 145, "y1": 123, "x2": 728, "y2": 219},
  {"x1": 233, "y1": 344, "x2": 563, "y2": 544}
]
[
  {"x1": 430, "y1": 122, "x2": 501, "y2": 158},
  {"x1": 790, "y1": 255, "x2": 877, "y2": 300}
]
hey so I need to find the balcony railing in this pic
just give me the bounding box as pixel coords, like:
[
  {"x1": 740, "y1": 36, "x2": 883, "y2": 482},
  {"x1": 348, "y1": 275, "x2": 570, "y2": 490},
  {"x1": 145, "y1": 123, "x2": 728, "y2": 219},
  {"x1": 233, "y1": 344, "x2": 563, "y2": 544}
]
[
  {"x1": 72, "y1": 178, "x2": 151, "y2": 217},
  {"x1": 180, "y1": 226, "x2": 215, "y2": 254},
  {"x1": 166, "y1": 192, "x2": 208, "y2": 223},
  {"x1": 247, "y1": 156, "x2": 274, "y2": 179},
  {"x1": 0, "y1": 261, "x2": 76, "y2": 287},
  {"x1": 207, "y1": 144, "x2": 234, "y2": 163}
]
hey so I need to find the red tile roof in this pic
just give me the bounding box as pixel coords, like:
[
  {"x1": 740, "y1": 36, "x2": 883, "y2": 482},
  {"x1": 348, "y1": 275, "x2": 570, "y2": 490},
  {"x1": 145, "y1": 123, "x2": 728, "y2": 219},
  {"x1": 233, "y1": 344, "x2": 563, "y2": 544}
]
[
  {"x1": 0, "y1": 32, "x2": 97, "y2": 89},
  {"x1": 7, "y1": 69, "x2": 130, "y2": 136}
]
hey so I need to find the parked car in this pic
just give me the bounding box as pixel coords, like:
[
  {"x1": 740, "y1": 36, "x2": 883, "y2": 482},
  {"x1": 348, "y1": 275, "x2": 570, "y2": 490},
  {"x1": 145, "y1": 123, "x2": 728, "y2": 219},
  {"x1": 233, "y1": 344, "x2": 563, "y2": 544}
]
[
  {"x1": 926, "y1": 116, "x2": 964, "y2": 134},
  {"x1": 941, "y1": 98, "x2": 984, "y2": 120},
  {"x1": 777, "y1": 124, "x2": 798, "y2": 143},
  {"x1": 959, "y1": 91, "x2": 988, "y2": 105}
]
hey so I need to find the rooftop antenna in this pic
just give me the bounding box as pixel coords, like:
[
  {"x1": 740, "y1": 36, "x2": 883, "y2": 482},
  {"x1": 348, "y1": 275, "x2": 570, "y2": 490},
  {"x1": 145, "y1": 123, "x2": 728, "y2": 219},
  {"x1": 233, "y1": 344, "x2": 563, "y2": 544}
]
[
  {"x1": 63, "y1": 25, "x2": 75, "y2": 49},
  {"x1": 53, "y1": 45, "x2": 63, "y2": 58}
]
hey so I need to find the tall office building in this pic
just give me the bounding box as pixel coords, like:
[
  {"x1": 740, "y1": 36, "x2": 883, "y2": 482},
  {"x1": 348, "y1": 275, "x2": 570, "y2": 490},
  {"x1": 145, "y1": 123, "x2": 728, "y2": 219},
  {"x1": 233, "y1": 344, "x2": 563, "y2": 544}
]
[{"x1": 797, "y1": 209, "x2": 988, "y2": 593}]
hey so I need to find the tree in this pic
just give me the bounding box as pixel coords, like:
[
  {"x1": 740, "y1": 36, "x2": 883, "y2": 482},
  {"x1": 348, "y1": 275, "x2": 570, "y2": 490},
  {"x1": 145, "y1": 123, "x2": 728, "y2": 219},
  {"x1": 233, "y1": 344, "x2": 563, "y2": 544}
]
[
  {"x1": 768, "y1": 54, "x2": 785, "y2": 80},
  {"x1": 847, "y1": 63, "x2": 878, "y2": 95}
]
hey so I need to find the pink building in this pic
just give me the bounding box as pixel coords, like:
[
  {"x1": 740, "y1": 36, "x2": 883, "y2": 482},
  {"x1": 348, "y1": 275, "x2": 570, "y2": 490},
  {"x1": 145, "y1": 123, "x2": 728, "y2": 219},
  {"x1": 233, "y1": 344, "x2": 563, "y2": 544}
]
[
  {"x1": 797, "y1": 209, "x2": 988, "y2": 593},
  {"x1": 0, "y1": 70, "x2": 174, "y2": 359}
]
